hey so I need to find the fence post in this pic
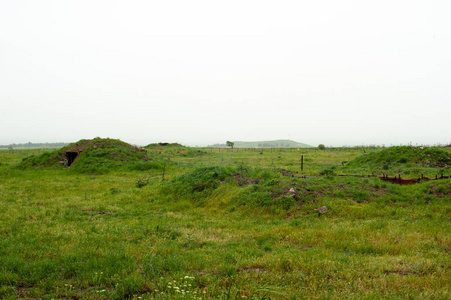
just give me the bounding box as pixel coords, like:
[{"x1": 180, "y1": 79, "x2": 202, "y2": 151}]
[{"x1": 301, "y1": 155, "x2": 304, "y2": 171}]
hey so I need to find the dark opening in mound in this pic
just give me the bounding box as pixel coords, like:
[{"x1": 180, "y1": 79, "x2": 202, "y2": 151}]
[{"x1": 66, "y1": 152, "x2": 79, "y2": 166}]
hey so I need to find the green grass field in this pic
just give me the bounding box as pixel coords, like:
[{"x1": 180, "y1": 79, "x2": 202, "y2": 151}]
[{"x1": 1, "y1": 145, "x2": 450, "y2": 299}]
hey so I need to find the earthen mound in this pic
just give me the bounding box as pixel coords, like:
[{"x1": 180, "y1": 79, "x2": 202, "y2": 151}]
[{"x1": 18, "y1": 138, "x2": 148, "y2": 173}]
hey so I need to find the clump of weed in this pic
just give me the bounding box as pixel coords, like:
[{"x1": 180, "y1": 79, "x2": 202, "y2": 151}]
[
  {"x1": 235, "y1": 184, "x2": 273, "y2": 207},
  {"x1": 110, "y1": 187, "x2": 121, "y2": 195},
  {"x1": 398, "y1": 156, "x2": 409, "y2": 163},
  {"x1": 136, "y1": 178, "x2": 150, "y2": 188},
  {"x1": 319, "y1": 166, "x2": 336, "y2": 176},
  {"x1": 127, "y1": 161, "x2": 163, "y2": 171}
]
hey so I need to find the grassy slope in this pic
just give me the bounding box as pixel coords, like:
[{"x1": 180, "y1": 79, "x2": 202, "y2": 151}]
[
  {"x1": 16, "y1": 138, "x2": 151, "y2": 174},
  {"x1": 341, "y1": 146, "x2": 451, "y2": 177},
  {"x1": 0, "y1": 147, "x2": 450, "y2": 299}
]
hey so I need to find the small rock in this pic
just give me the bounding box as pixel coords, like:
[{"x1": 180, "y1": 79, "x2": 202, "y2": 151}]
[
  {"x1": 316, "y1": 206, "x2": 328, "y2": 214},
  {"x1": 288, "y1": 188, "x2": 295, "y2": 193}
]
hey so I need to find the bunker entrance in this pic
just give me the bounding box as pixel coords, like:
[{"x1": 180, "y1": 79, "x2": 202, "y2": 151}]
[{"x1": 66, "y1": 152, "x2": 79, "y2": 167}]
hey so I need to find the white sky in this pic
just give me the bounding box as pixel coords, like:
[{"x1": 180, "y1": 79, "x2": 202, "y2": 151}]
[{"x1": 1, "y1": 0, "x2": 450, "y2": 147}]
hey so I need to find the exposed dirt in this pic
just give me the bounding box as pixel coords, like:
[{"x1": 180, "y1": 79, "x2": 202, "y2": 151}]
[
  {"x1": 270, "y1": 185, "x2": 302, "y2": 202},
  {"x1": 237, "y1": 266, "x2": 266, "y2": 273},
  {"x1": 384, "y1": 270, "x2": 420, "y2": 276},
  {"x1": 230, "y1": 173, "x2": 260, "y2": 186}
]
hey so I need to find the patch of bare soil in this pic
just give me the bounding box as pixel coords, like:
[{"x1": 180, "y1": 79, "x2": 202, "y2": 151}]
[
  {"x1": 277, "y1": 168, "x2": 300, "y2": 177},
  {"x1": 271, "y1": 185, "x2": 301, "y2": 201},
  {"x1": 237, "y1": 266, "x2": 266, "y2": 273},
  {"x1": 230, "y1": 173, "x2": 260, "y2": 186},
  {"x1": 384, "y1": 270, "x2": 420, "y2": 276}
]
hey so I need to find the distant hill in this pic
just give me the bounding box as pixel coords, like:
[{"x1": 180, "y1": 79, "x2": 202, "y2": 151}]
[{"x1": 209, "y1": 140, "x2": 312, "y2": 148}]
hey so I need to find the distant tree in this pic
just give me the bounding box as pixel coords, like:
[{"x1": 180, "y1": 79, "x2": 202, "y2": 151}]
[
  {"x1": 226, "y1": 141, "x2": 234, "y2": 149},
  {"x1": 318, "y1": 144, "x2": 326, "y2": 150}
]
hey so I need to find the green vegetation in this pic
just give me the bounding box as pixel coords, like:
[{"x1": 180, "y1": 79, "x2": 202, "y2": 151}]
[
  {"x1": 0, "y1": 144, "x2": 450, "y2": 299},
  {"x1": 343, "y1": 146, "x2": 451, "y2": 176},
  {"x1": 226, "y1": 141, "x2": 235, "y2": 149},
  {"x1": 16, "y1": 138, "x2": 150, "y2": 174}
]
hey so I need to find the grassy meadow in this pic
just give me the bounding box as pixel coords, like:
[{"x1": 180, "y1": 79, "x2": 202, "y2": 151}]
[{"x1": 0, "y1": 145, "x2": 450, "y2": 299}]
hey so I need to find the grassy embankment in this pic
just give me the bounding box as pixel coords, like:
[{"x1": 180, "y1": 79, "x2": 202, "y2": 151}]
[{"x1": 0, "y1": 145, "x2": 450, "y2": 299}]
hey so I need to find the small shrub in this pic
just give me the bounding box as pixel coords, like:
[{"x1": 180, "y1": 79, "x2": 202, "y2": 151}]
[
  {"x1": 110, "y1": 188, "x2": 120, "y2": 195},
  {"x1": 398, "y1": 156, "x2": 409, "y2": 163},
  {"x1": 136, "y1": 178, "x2": 150, "y2": 188},
  {"x1": 319, "y1": 166, "x2": 336, "y2": 176}
]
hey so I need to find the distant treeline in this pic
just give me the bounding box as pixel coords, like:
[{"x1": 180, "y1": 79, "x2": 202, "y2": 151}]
[{"x1": 0, "y1": 142, "x2": 69, "y2": 149}]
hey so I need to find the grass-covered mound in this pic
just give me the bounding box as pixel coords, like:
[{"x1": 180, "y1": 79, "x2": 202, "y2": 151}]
[
  {"x1": 146, "y1": 142, "x2": 184, "y2": 148},
  {"x1": 160, "y1": 166, "x2": 305, "y2": 213},
  {"x1": 342, "y1": 146, "x2": 451, "y2": 176},
  {"x1": 18, "y1": 138, "x2": 156, "y2": 174},
  {"x1": 160, "y1": 166, "x2": 237, "y2": 204},
  {"x1": 2, "y1": 146, "x2": 451, "y2": 299},
  {"x1": 145, "y1": 143, "x2": 207, "y2": 157}
]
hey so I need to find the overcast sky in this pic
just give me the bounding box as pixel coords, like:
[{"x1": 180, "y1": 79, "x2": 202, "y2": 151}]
[{"x1": 1, "y1": 0, "x2": 450, "y2": 147}]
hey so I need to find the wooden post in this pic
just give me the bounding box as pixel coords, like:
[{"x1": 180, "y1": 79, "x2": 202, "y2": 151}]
[{"x1": 301, "y1": 155, "x2": 304, "y2": 171}]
